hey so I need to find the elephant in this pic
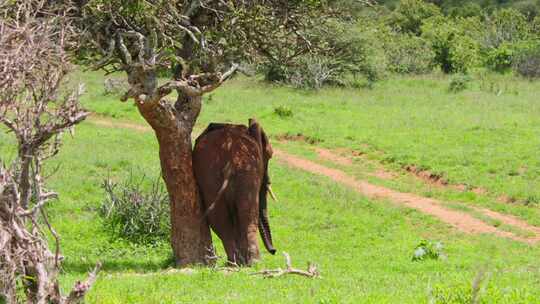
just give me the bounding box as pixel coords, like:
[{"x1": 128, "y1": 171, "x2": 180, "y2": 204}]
[{"x1": 193, "y1": 118, "x2": 277, "y2": 266}]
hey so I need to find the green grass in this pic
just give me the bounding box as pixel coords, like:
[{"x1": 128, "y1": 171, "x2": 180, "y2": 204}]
[
  {"x1": 79, "y1": 69, "x2": 540, "y2": 206},
  {"x1": 2, "y1": 69, "x2": 540, "y2": 302},
  {"x1": 36, "y1": 124, "x2": 540, "y2": 302}
]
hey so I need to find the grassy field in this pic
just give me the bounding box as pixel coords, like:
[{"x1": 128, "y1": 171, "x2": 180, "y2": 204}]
[
  {"x1": 2, "y1": 70, "x2": 540, "y2": 303},
  {"x1": 78, "y1": 70, "x2": 540, "y2": 221}
]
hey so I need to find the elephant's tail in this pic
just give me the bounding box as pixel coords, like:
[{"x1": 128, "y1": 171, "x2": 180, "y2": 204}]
[{"x1": 201, "y1": 162, "x2": 233, "y2": 219}]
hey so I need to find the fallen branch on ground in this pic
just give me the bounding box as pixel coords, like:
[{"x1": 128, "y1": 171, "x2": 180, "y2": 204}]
[{"x1": 251, "y1": 252, "x2": 320, "y2": 278}]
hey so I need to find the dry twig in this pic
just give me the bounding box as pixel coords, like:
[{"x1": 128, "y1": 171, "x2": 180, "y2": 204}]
[{"x1": 251, "y1": 252, "x2": 320, "y2": 278}]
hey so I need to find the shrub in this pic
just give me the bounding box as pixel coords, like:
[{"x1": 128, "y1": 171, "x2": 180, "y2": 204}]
[
  {"x1": 533, "y1": 16, "x2": 540, "y2": 36},
  {"x1": 262, "y1": 63, "x2": 288, "y2": 82},
  {"x1": 261, "y1": 20, "x2": 387, "y2": 89},
  {"x1": 274, "y1": 105, "x2": 294, "y2": 118},
  {"x1": 99, "y1": 172, "x2": 170, "y2": 245},
  {"x1": 318, "y1": 20, "x2": 389, "y2": 84},
  {"x1": 448, "y1": 73, "x2": 473, "y2": 93},
  {"x1": 384, "y1": 33, "x2": 435, "y2": 74},
  {"x1": 412, "y1": 240, "x2": 446, "y2": 261},
  {"x1": 482, "y1": 8, "x2": 530, "y2": 49},
  {"x1": 513, "y1": 43, "x2": 540, "y2": 79},
  {"x1": 479, "y1": 9, "x2": 537, "y2": 72},
  {"x1": 446, "y1": 2, "x2": 482, "y2": 18},
  {"x1": 388, "y1": 0, "x2": 442, "y2": 35},
  {"x1": 287, "y1": 55, "x2": 336, "y2": 89},
  {"x1": 422, "y1": 16, "x2": 481, "y2": 73},
  {"x1": 515, "y1": 1, "x2": 540, "y2": 21},
  {"x1": 485, "y1": 42, "x2": 516, "y2": 72}
]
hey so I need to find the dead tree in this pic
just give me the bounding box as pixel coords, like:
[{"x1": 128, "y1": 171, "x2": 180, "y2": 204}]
[
  {"x1": 74, "y1": 0, "x2": 351, "y2": 266},
  {"x1": 0, "y1": 2, "x2": 98, "y2": 303}
]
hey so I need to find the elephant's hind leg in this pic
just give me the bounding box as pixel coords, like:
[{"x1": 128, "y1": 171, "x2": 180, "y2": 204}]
[
  {"x1": 235, "y1": 195, "x2": 261, "y2": 266},
  {"x1": 208, "y1": 202, "x2": 240, "y2": 266}
]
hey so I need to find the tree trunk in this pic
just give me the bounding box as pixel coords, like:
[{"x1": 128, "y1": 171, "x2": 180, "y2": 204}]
[
  {"x1": 136, "y1": 94, "x2": 212, "y2": 266},
  {"x1": 17, "y1": 146, "x2": 32, "y2": 209}
]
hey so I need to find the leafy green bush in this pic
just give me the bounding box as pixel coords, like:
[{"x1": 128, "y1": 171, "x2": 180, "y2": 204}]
[
  {"x1": 422, "y1": 16, "x2": 481, "y2": 73},
  {"x1": 384, "y1": 33, "x2": 435, "y2": 74},
  {"x1": 480, "y1": 9, "x2": 537, "y2": 72},
  {"x1": 448, "y1": 73, "x2": 473, "y2": 93},
  {"x1": 515, "y1": 0, "x2": 540, "y2": 20},
  {"x1": 446, "y1": 2, "x2": 482, "y2": 18},
  {"x1": 485, "y1": 42, "x2": 516, "y2": 72},
  {"x1": 99, "y1": 172, "x2": 170, "y2": 245},
  {"x1": 513, "y1": 43, "x2": 540, "y2": 79},
  {"x1": 533, "y1": 16, "x2": 540, "y2": 36},
  {"x1": 274, "y1": 105, "x2": 294, "y2": 118},
  {"x1": 388, "y1": 0, "x2": 441, "y2": 35}
]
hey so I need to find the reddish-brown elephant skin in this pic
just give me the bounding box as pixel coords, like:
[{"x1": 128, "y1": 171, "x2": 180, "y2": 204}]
[{"x1": 193, "y1": 119, "x2": 276, "y2": 266}]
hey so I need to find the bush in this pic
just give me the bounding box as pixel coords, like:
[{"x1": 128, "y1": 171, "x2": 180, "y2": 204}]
[
  {"x1": 448, "y1": 73, "x2": 473, "y2": 93},
  {"x1": 261, "y1": 20, "x2": 387, "y2": 89},
  {"x1": 513, "y1": 43, "x2": 540, "y2": 79},
  {"x1": 515, "y1": 1, "x2": 540, "y2": 20},
  {"x1": 412, "y1": 240, "x2": 446, "y2": 261},
  {"x1": 483, "y1": 8, "x2": 530, "y2": 49},
  {"x1": 446, "y1": 2, "x2": 482, "y2": 18},
  {"x1": 384, "y1": 33, "x2": 435, "y2": 74},
  {"x1": 422, "y1": 16, "x2": 482, "y2": 73},
  {"x1": 485, "y1": 42, "x2": 516, "y2": 72},
  {"x1": 388, "y1": 0, "x2": 441, "y2": 35},
  {"x1": 274, "y1": 105, "x2": 294, "y2": 118},
  {"x1": 479, "y1": 9, "x2": 537, "y2": 72},
  {"x1": 99, "y1": 172, "x2": 170, "y2": 245},
  {"x1": 533, "y1": 16, "x2": 540, "y2": 36},
  {"x1": 286, "y1": 55, "x2": 337, "y2": 89},
  {"x1": 262, "y1": 64, "x2": 288, "y2": 82}
]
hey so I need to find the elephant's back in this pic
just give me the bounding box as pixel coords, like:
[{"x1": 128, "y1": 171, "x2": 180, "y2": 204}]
[{"x1": 193, "y1": 126, "x2": 262, "y2": 175}]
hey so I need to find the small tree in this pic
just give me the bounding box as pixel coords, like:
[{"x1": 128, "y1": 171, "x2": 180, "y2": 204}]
[
  {"x1": 73, "y1": 0, "x2": 366, "y2": 266},
  {"x1": 0, "y1": 2, "x2": 98, "y2": 302}
]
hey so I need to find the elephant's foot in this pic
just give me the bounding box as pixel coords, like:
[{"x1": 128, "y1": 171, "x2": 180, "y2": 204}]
[{"x1": 230, "y1": 244, "x2": 260, "y2": 266}]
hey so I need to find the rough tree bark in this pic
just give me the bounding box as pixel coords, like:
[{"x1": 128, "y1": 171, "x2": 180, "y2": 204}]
[
  {"x1": 135, "y1": 92, "x2": 212, "y2": 265},
  {"x1": 114, "y1": 27, "x2": 239, "y2": 264}
]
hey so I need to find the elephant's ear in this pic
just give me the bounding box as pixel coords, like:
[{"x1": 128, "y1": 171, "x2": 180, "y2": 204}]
[{"x1": 248, "y1": 118, "x2": 273, "y2": 160}]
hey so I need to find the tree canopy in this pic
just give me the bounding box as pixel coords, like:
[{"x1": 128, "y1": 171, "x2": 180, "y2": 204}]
[{"x1": 75, "y1": 0, "x2": 344, "y2": 100}]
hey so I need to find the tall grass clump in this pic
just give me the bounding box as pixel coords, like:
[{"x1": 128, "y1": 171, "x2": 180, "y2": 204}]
[
  {"x1": 99, "y1": 172, "x2": 170, "y2": 245},
  {"x1": 448, "y1": 73, "x2": 473, "y2": 93}
]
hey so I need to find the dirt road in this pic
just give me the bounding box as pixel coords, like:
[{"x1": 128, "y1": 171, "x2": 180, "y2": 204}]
[{"x1": 89, "y1": 116, "x2": 539, "y2": 244}]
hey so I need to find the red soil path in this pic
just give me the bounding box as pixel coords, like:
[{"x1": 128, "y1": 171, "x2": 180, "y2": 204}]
[{"x1": 89, "y1": 117, "x2": 539, "y2": 244}]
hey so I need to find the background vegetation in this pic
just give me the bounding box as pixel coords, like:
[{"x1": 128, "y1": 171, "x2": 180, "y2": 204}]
[{"x1": 269, "y1": 0, "x2": 540, "y2": 88}]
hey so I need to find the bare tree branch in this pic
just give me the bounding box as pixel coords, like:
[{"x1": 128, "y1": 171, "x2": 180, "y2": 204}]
[
  {"x1": 155, "y1": 63, "x2": 239, "y2": 99},
  {"x1": 0, "y1": 2, "x2": 99, "y2": 302},
  {"x1": 251, "y1": 252, "x2": 320, "y2": 278},
  {"x1": 65, "y1": 263, "x2": 102, "y2": 304}
]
